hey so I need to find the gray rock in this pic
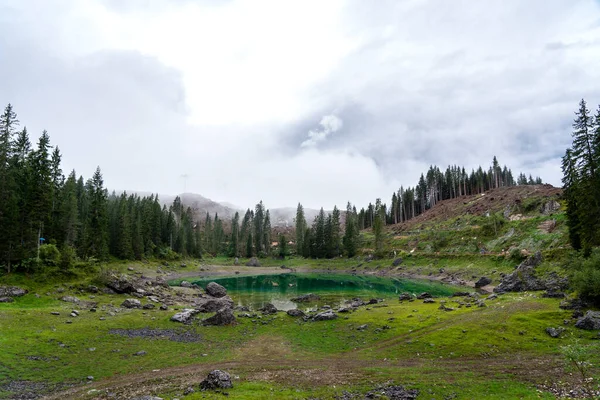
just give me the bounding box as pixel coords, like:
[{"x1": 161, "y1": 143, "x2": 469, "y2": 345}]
[
  {"x1": 0, "y1": 297, "x2": 14, "y2": 303},
  {"x1": 312, "y1": 310, "x2": 338, "y2": 321},
  {"x1": 121, "y1": 299, "x2": 142, "y2": 309},
  {"x1": 130, "y1": 396, "x2": 163, "y2": 400},
  {"x1": 51, "y1": 312, "x2": 60, "y2": 315},
  {"x1": 180, "y1": 281, "x2": 193, "y2": 288},
  {"x1": 245, "y1": 257, "x2": 261, "y2": 267},
  {"x1": 203, "y1": 307, "x2": 237, "y2": 326},
  {"x1": 575, "y1": 311, "x2": 600, "y2": 330},
  {"x1": 160, "y1": 304, "x2": 168, "y2": 311},
  {"x1": 398, "y1": 293, "x2": 414, "y2": 301},
  {"x1": 170, "y1": 308, "x2": 199, "y2": 323},
  {"x1": 545, "y1": 327, "x2": 565, "y2": 338},
  {"x1": 486, "y1": 293, "x2": 498, "y2": 300},
  {"x1": 260, "y1": 303, "x2": 278, "y2": 315},
  {"x1": 196, "y1": 296, "x2": 234, "y2": 313},
  {"x1": 357, "y1": 324, "x2": 368, "y2": 331},
  {"x1": 494, "y1": 252, "x2": 555, "y2": 293},
  {"x1": 416, "y1": 292, "x2": 432, "y2": 299},
  {"x1": 541, "y1": 200, "x2": 560, "y2": 215},
  {"x1": 147, "y1": 295, "x2": 160, "y2": 303},
  {"x1": 347, "y1": 298, "x2": 366, "y2": 308},
  {"x1": 60, "y1": 296, "x2": 80, "y2": 303},
  {"x1": 286, "y1": 309, "x2": 306, "y2": 317},
  {"x1": 291, "y1": 293, "x2": 321, "y2": 302},
  {"x1": 143, "y1": 303, "x2": 155, "y2": 310},
  {"x1": 205, "y1": 282, "x2": 227, "y2": 298},
  {"x1": 133, "y1": 350, "x2": 147, "y2": 356},
  {"x1": 392, "y1": 258, "x2": 403, "y2": 266},
  {"x1": 475, "y1": 276, "x2": 492, "y2": 288},
  {"x1": 0, "y1": 286, "x2": 28, "y2": 297},
  {"x1": 106, "y1": 274, "x2": 137, "y2": 294},
  {"x1": 200, "y1": 369, "x2": 233, "y2": 390},
  {"x1": 423, "y1": 298, "x2": 435, "y2": 304}
]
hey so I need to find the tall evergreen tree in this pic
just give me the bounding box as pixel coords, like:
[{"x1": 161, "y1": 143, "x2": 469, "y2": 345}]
[{"x1": 295, "y1": 203, "x2": 306, "y2": 256}]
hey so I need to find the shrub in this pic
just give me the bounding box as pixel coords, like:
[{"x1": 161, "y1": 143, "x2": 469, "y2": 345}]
[
  {"x1": 570, "y1": 249, "x2": 600, "y2": 305},
  {"x1": 39, "y1": 244, "x2": 61, "y2": 266}
]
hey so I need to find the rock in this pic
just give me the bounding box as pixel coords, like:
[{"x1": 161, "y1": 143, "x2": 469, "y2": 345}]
[
  {"x1": 205, "y1": 282, "x2": 227, "y2": 298},
  {"x1": 260, "y1": 303, "x2": 278, "y2": 315},
  {"x1": 312, "y1": 310, "x2": 338, "y2": 321},
  {"x1": 475, "y1": 277, "x2": 492, "y2": 288},
  {"x1": 0, "y1": 286, "x2": 28, "y2": 297},
  {"x1": 127, "y1": 267, "x2": 135, "y2": 271},
  {"x1": 87, "y1": 376, "x2": 94, "y2": 381},
  {"x1": 423, "y1": 298, "x2": 435, "y2": 304},
  {"x1": 575, "y1": 311, "x2": 600, "y2": 330},
  {"x1": 60, "y1": 296, "x2": 80, "y2": 304},
  {"x1": 200, "y1": 369, "x2": 233, "y2": 390},
  {"x1": 451, "y1": 291, "x2": 470, "y2": 297},
  {"x1": 347, "y1": 298, "x2": 366, "y2": 308},
  {"x1": 545, "y1": 327, "x2": 565, "y2": 338},
  {"x1": 160, "y1": 304, "x2": 168, "y2": 311},
  {"x1": 439, "y1": 303, "x2": 455, "y2": 311},
  {"x1": 560, "y1": 297, "x2": 588, "y2": 310},
  {"x1": 196, "y1": 296, "x2": 234, "y2": 313},
  {"x1": 416, "y1": 292, "x2": 432, "y2": 299},
  {"x1": 180, "y1": 281, "x2": 193, "y2": 288},
  {"x1": 287, "y1": 309, "x2": 306, "y2": 317},
  {"x1": 364, "y1": 254, "x2": 374, "y2": 262},
  {"x1": 106, "y1": 274, "x2": 138, "y2": 294},
  {"x1": 184, "y1": 387, "x2": 195, "y2": 395},
  {"x1": 51, "y1": 312, "x2": 60, "y2": 315},
  {"x1": 147, "y1": 295, "x2": 160, "y2": 303},
  {"x1": 0, "y1": 297, "x2": 14, "y2": 303},
  {"x1": 541, "y1": 200, "x2": 560, "y2": 215},
  {"x1": 367, "y1": 298, "x2": 379, "y2": 305},
  {"x1": 357, "y1": 324, "x2": 368, "y2": 331},
  {"x1": 121, "y1": 299, "x2": 142, "y2": 309},
  {"x1": 398, "y1": 293, "x2": 414, "y2": 301},
  {"x1": 133, "y1": 351, "x2": 147, "y2": 356},
  {"x1": 486, "y1": 293, "x2": 498, "y2": 300},
  {"x1": 245, "y1": 257, "x2": 261, "y2": 267},
  {"x1": 494, "y1": 252, "x2": 555, "y2": 293},
  {"x1": 542, "y1": 290, "x2": 565, "y2": 298},
  {"x1": 130, "y1": 396, "x2": 163, "y2": 400},
  {"x1": 291, "y1": 293, "x2": 320, "y2": 302},
  {"x1": 180, "y1": 263, "x2": 187, "y2": 268},
  {"x1": 203, "y1": 307, "x2": 237, "y2": 326},
  {"x1": 366, "y1": 385, "x2": 419, "y2": 400},
  {"x1": 337, "y1": 307, "x2": 353, "y2": 313},
  {"x1": 234, "y1": 257, "x2": 239, "y2": 265},
  {"x1": 143, "y1": 303, "x2": 155, "y2": 310},
  {"x1": 170, "y1": 308, "x2": 199, "y2": 323},
  {"x1": 392, "y1": 258, "x2": 403, "y2": 267}
]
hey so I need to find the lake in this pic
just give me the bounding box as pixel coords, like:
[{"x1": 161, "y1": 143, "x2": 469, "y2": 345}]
[{"x1": 182, "y1": 273, "x2": 466, "y2": 311}]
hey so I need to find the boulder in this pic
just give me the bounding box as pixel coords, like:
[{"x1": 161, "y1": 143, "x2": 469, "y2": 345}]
[
  {"x1": 423, "y1": 298, "x2": 435, "y2": 304},
  {"x1": 398, "y1": 293, "x2": 413, "y2": 301},
  {"x1": 203, "y1": 307, "x2": 237, "y2": 326},
  {"x1": 200, "y1": 370, "x2": 233, "y2": 390},
  {"x1": 347, "y1": 298, "x2": 366, "y2": 308},
  {"x1": 493, "y1": 252, "x2": 548, "y2": 293},
  {"x1": 575, "y1": 311, "x2": 600, "y2": 330},
  {"x1": 143, "y1": 303, "x2": 155, "y2": 310},
  {"x1": 0, "y1": 286, "x2": 27, "y2": 297},
  {"x1": 545, "y1": 327, "x2": 565, "y2": 338},
  {"x1": 287, "y1": 309, "x2": 306, "y2": 317},
  {"x1": 474, "y1": 277, "x2": 492, "y2": 288},
  {"x1": 312, "y1": 310, "x2": 338, "y2": 321},
  {"x1": 245, "y1": 257, "x2": 261, "y2": 267},
  {"x1": 121, "y1": 299, "x2": 142, "y2": 309},
  {"x1": 452, "y1": 291, "x2": 471, "y2": 297},
  {"x1": 416, "y1": 292, "x2": 432, "y2": 299},
  {"x1": 0, "y1": 297, "x2": 14, "y2": 303},
  {"x1": 180, "y1": 281, "x2": 193, "y2": 288},
  {"x1": 260, "y1": 303, "x2": 278, "y2": 315},
  {"x1": 392, "y1": 258, "x2": 403, "y2": 267},
  {"x1": 170, "y1": 308, "x2": 199, "y2": 323},
  {"x1": 196, "y1": 296, "x2": 234, "y2": 313},
  {"x1": 205, "y1": 282, "x2": 227, "y2": 298},
  {"x1": 291, "y1": 293, "x2": 320, "y2": 302},
  {"x1": 106, "y1": 274, "x2": 141, "y2": 294}
]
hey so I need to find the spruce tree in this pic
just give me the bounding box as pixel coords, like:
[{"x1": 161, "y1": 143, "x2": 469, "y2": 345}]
[{"x1": 295, "y1": 203, "x2": 306, "y2": 256}]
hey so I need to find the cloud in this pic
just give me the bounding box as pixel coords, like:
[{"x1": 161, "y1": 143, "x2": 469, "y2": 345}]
[{"x1": 301, "y1": 115, "x2": 343, "y2": 147}]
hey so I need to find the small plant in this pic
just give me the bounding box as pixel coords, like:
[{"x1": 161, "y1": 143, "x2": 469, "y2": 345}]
[{"x1": 561, "y1": 340, "x2": 599, "y2": 398}]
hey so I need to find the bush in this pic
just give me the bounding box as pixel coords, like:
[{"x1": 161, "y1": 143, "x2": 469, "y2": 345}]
[
  {"x1": 59, "y1": 245, "x2": 77, "y2": 270},
  {"x1": 39, "y1": 244, "x2": 61, "y2": 266},
  {"x1": 570, "y1": 249, "x2": 600, "y2": 305},
  {"x1": 507, "y1": 247, "x2": 526, "y2": 263},
  {"x1": 157, "y1": 247, "x2": 180, "y2": 261},
  {"x1": 480, "y1": 213, "x2": 506, "y2": 237}
]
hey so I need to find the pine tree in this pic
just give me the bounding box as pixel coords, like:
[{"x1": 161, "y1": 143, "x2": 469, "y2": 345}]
[
  {"x1": 343, "y1": 202, "x2": 359, "y2": 257},
  {"x1": 263, "y1": 210, "x2": 271, "y2": 255},
  {"x1": 0, "y1": 104, "x2": 19, "y2": 271},
  {"x1": 254, "y1": 201, "x2": 265, "y2": 256},
  {"x1": 228, "y1": 211, "x2": 240, "y2": 257},
  {"x1": 295, "y1": 203, "x2": 306, "y2": 256},
  {"x1": 86, "y1": 167, "x2": 108, "y2": 260},
  {"x1": 278, "y1": 234, "x2": 287, "y2": 259}
]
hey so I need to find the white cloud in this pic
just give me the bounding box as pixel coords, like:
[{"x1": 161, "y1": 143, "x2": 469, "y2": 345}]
[{"x1": 301, "y1": 115, "x2": 343, "y2": 147}]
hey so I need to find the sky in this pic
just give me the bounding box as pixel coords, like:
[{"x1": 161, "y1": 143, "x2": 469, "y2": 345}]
[{"x1": 1, "y1": 0, "x2": 600, "y2": 210}]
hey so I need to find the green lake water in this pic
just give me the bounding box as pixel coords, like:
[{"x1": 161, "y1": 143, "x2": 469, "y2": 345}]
[{"x1": 184, "y1": 273, "x2": 465, "y2": 311}]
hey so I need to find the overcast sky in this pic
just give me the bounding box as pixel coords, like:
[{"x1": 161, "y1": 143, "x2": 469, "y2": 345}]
[{"x1": 2, "y1": 0, "x2": 600, "y2": 209}]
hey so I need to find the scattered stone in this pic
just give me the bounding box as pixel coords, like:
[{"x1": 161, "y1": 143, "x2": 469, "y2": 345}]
[
  {"x1": 0, "y1": 297, "x2": 14, "y2": 303},
  {"x1": 127, "y1": 267, "x2": 135, "y2": 271},
  {"x1": 121, "y1": 298, "x2": 142, "y2": 309},
  {"x1": 143, "y1": 303, "x2": 155, "y2": 310},
  {"x1": 560, "y1": 297, "x2": 588, "y2": 310},
  {"x1": 245, "y1": 257, "x2": 261, "y2": 267},
  {"x1": 486, "y1": 293, "x2": 498, "y2": 300},
  {"x1": 160, "y1": 304, "x2": 168, "y2": 311},
  {"x1": 180, "y1": 263, "x2": 187, "y2": 268},
  {"x1": 106, "y1": 274, "x2": 138, "y2": 294},
  {"x1": 203, "y1": 307, "x2": 237, "y2": 326},
  {"x1": 475, "y1": 276, "x2": 492, "y2": 288},
  {"x1": 133, "y1": 351, "x2": 147, "y2": 356},
  {"x1": 357, "y1": 324, "x2": 368, "y2": 331},
  {"x1": 147, "y1": 296, "x2": 160, "y2": 303},
  {"x1": 130, "y1": 396, "x2": 163, "y2": 400},
  {"x1": 184, "y1": 387, "x2": 195, "y2": 395},
  {"x1": 109, "y1": 327, "x2": 202, "y2": 342},
  {"x1": 70, "y1": 311, "x2": 78, "y2": 317},
  {"x1": 312, "y1": 310, "x2": 338, "y2": 321},
  {"x1": 87, "y1": 285, "x2": 99, "y2": 293},
  {"x1": 575, "y1": 311, "x2": 600, "y2": 330},
  {"x1": 476, "y1": 300, "x2": 486, "y2": 307},
  {"x1": 287, "y1": 309, "x2": 306, "y2": 317},
  {"x1": 200, "y1": 370, "x2": 233, "y2": 390},
  {"x1": 291, "y1": 293, "x2": 321, "y2": 302},
  {"x1": 542, "y1": 290, "x2": 565, "y2": 299},
  {"x1": 260, "y1": 303, "x2": 278, "y2": 315},
  {"x1": 87, "y1": 376, "x2": 94, "y2": 381},
  {"x1": 452, "y1": 291, "x2": 470, "y2": 297},
  {"x1": 171, "y1": 309, "x2": 200, "y2": 323},
  {"x1": 180, "y1": 281, "x2": 193, "y2": 288},
  {"x1": 416, "y1": 292, "x2": 432, "y2": 299},
  {"x1": 205, "y1": 282, "x2": 227, "y2": 298},
  {"x1": 439, "y1": 303, "x2": 455, "y2": 311},
  {"x1": 367, "y1": 298, "x2": 379, "y2": 305},
  {"x1": 545, "y1": 327, "x2": 565, "y2": 338},
  {"x1": 0, "y1": 286, "x2": 28, "y2": 297},
  {"x1": 51, "y1": 312, "x2": 60, "y2": 315},
  {"x1": 337, "y1": 307, "x2": 353, "y2": 313},
  {"x1": 494, "y1": 252, "x2": 567, "y2": 293},
  {"x1": 423, "y1": 298, "x2": 435, "y2": 304},
  {"x1": 347, "y1": 298, "x2": 366, "y2": 308}
]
